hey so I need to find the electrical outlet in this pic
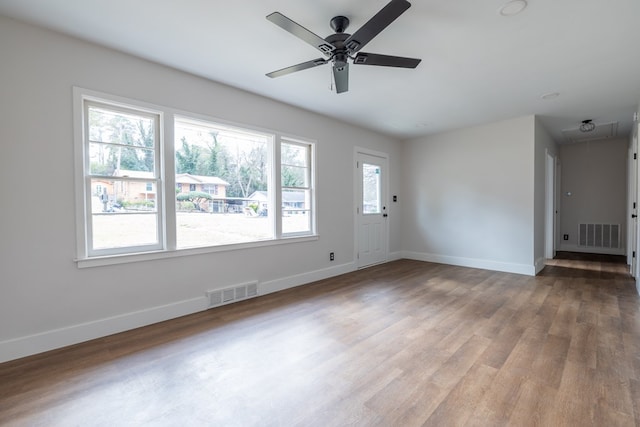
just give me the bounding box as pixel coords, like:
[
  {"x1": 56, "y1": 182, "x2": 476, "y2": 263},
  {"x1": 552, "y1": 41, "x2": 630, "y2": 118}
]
[
  {"x1": 563, "y1": 234, "x2": 569, "y2": 240},
  {"x1": 329, "y1": 252, "x2": 335, "y2": 261}
]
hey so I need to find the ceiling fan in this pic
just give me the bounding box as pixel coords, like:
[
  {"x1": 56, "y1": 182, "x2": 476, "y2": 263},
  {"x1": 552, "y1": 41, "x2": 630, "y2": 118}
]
[{"x1": 265, "y1": 0, "x2": 421, "y2": 94}]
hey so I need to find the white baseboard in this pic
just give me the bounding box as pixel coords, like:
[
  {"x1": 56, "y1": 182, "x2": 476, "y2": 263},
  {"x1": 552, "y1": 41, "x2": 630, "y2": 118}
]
[
  {"x1": 388, "y1": 251, "x2": 403, "y2": 262},
  {"x1": 0, "y1": 262, "x2": 357, "y2": 363},
  {"x1": 402, "y1": 251, "x2": 536, "y2": 276},
  {"x1": 260, "y1": 261, "x2": 355, "y2": 294},
  {"x1": 557, "y1": 244, "x2": 625, "y2": 256},
  {"x1": 0, "y1": 297, "x2": 207, "y2": 364}
]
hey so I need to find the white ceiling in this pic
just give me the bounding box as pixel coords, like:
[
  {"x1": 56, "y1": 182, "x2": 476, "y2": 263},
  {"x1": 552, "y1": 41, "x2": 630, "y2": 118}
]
[{"x1": 1, "y1": 0, "x2": 639, "y2": 141}]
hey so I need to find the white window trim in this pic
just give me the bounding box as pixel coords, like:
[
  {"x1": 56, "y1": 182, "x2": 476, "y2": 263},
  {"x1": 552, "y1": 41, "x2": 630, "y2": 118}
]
[
  {"x1": 280, "y1": 138, "x2": 316, "y2": 237},
  {"x1": 73, "y1": 87, "x2": 317, "y2": 268},
  {"x1": 82, "y1": 99, "x2": 164, "y2": 257}
]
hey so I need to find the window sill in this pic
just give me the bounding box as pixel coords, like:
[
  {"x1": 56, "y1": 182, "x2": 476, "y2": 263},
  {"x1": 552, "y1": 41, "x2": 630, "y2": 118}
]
[{"x1": 75, "y1": 235, "x2": 319, "y2": 269}]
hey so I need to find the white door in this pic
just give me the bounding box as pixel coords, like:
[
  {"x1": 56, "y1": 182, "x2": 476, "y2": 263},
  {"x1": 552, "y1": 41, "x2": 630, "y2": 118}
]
[{"x1": 356, "y1": 152, "x2": 388, "y2": 268}]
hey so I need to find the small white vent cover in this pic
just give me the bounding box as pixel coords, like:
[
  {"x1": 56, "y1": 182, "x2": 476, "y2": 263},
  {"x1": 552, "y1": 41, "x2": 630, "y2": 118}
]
[
  {"x1": 247, "y1": 282, "x2": 258, "y2": 297},
  {"x1": 222, "y1": 288, "x2": 235, "y2": 303},
  {"x1": 578, "y1": 223, "x2": 620, "y2": 249},
  {"x1": 206, "y1": 281, "x2": 259, "y2": 308},
  {"x1": 562, "y1": 122, "x2": 618, "y2": 144},
  {"x1": 208, "y1": 290, "x2": 222, "y2": 306}
]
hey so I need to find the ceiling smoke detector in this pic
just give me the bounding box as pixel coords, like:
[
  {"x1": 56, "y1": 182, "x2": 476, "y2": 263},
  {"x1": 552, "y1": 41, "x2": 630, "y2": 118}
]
[
  {"x1": 579, "y1": 119, "x2": 596, "y2": 132},
  {"x1": 541, "y1": 92, "x2": 560, "y2": 100},
  {"x1": 499, "y1": 0, "x2": 528, "y2": 16}
]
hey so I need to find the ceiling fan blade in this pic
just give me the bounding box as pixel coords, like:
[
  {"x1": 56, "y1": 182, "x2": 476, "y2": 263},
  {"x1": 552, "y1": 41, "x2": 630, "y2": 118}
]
[
  {"x1": 267, "y1": 12, "x2": 335, "y2": 56},
  {"x1": 333, "y1": 63, "x2": 349, "y2": 94},
  {"x1": 343, "y1": 0, "x2": 411, "y2": 53},
  {"x1": 266, "y1": 58, "x2": 328, "y2": 78},
  {"x1": 353, "y1": 52, "x2": 421, "y2": 68}
]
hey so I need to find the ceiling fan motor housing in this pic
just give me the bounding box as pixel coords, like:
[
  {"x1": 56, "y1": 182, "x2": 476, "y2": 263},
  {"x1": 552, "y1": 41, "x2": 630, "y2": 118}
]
[{"x1": 324, "y1": 32, "x2": 350, "y2": 68}]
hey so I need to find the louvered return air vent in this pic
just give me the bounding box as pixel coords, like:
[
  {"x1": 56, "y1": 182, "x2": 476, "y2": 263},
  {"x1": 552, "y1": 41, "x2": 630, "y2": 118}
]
[
  {"x1": 206, "y1": 281, "x2": 259, "y2": 309},
  {"x1": 578, "y1": 223, "x2": 620, "y2": 249},
  {"x1": 561, "y1": 122, "x2": 618, "y2": 144}
]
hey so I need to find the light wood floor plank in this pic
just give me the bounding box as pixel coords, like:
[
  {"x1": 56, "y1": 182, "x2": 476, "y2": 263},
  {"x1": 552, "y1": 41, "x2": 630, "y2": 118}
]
[{"x1": 1, "y1": 253, "x2": 638, "y2": 426}]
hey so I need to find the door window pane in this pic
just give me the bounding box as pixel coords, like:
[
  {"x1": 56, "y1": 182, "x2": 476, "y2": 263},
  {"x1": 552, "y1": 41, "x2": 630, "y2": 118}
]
[{"x1": 362, "y1": 163, "x2": 381, "y2": 214}]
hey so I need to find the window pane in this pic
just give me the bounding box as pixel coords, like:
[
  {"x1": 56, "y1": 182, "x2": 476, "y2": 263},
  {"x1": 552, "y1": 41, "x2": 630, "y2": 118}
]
[
  {"x1": 89, "y1": 143, "x2": 154, "y2": 175},
  {"x1": 281, "y1": 165, "x2": 307, "y2": 187},
  {"x1": 282, "y1": 211, "x2": 311, "y2": 234},
  {"x1": 282, "y1": 189, "x2": 311, "y2": 234},
  {"x1": 92, "y1": 214, "x2": 158, "y2": 250},
  {"x1": 174, "y1": 118, "x2": 272, "y2": 248},
  {"x1": 281, "y1": 142, "x2": 309, "y2": 187},
  {"x1": 362, "y1": 163, "x2": 381, "y2": 214},
  {"x1": 90, "y1": 178, "x2": 158, "y2": 250},
  {"x1": 88, "y1": 106, "x2": 154, "y2": 147},
  {"x1": 281, "y1": 143, "x2": 307, "y2": 167}
]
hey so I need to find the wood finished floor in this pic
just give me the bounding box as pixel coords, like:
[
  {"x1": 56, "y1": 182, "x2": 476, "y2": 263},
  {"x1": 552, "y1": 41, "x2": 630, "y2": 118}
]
[{"x1": 1, "y1": 254, "x2": 639, "y2": 426}]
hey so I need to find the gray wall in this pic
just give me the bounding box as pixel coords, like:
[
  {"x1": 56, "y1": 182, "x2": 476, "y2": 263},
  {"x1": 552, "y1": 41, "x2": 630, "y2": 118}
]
[
  {"x1": 0, "y1": 15, "x2": 403, "y2": 362},
  {"x1": 400, "y1": 116, "x2": 536, "y2": 275},
  {"x1": 558, "y1": 138, "x2": 628, "y2": 254},
  {"x1": 0, "y1": 12, "x2": 592, "y2": 362}
]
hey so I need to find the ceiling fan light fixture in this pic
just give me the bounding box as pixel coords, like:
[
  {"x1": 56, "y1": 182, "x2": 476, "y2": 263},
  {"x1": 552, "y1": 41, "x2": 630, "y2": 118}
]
[
  {"x1": 499, "y1": 0, "x2": 528, "y2": 17},
  {"x1": 579, "y1": 119, "x2": 596, "y2": 132}
]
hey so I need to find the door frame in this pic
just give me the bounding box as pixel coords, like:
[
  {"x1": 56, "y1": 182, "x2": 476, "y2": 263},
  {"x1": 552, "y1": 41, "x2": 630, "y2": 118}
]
[
  {"x1": 636, "y1": 122, "x2": 640, "y2": 293},
  {"x1": 354, "y1": 147, "x2": 389, "y2": 269},
  {"x1": 545, "y1": 150, "x2": 557, "y2": 259},
  {"x1": 627, "y1": 132, "x2": 637, "y2": 275},
  {"x1": 555, "y1": 159, "x2": 562, "y2": 254},
  {"x1": 629, "y1": 122, "x2": 640, "y2": 287}
]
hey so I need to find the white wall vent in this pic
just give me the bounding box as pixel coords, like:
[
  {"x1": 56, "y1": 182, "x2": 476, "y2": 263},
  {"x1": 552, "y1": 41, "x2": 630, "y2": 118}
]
[
  {"x1": 206, "y1": 281, "x2": 259, "y2": 308},
  {"x1": 247, "y1": 282, "x2": 258, "y2": 297},
  {"x1": 578, "y1": 223, "x2": 620, "y2": 249}
]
